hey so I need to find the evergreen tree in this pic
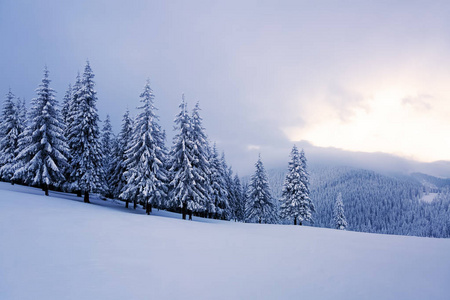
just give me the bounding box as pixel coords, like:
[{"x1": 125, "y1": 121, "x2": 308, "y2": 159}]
[
  {"x1": 0, "y1": 89, "x2": 20, "y2": 182},
  {"x1": 101, "y1": 114, "x2": 114, "y2": 197},
  {"x1": 246, "y1": 155, "x2": 275, "y2": 224},
  {"x1": 167, "y1": 96, "x2": 197, "y2": 220},
  {"x1": 299, "y1": 149, "x2": 314, "y2": 220},
  {"x1": 68, "y1": 61, "x2": 103, "y2": 203},
  {"x1": 221, "y1": 153, "x2": 233, "y2": 220},
  {"x1": 280, "y1": 145, "x2": 315, "y2": 225},
  {"x1": 65, "y1": 73, "x2": 82, "y2": 192},
  {"x1": 232, "y1": 174, "x2": 245, "y2": 222},
  {"x1": 61, "y1": 84, "x2": 72, "y2": 126},
  {"x1": 242, "y1": 181, "x2": 250, "y2": 222},
  {"x1": 120, "y1": 81, "x2": 168, "y2": 213},
  {"x1": 10, "y1": 98, "x2": 28, "y2": 185},
  {"x1": 17, "y1": 98, "x2": 27, "y2": 133},
  {"x1": 208, "y1": 144, "x2": 228, "y2": 219},
  {"x1": 189, "y1": 102, "x2": 212, "y2": 216},
  {"x1": 109, "y1": 109, "x2": 133, "y2": 207},
  {"x1": 333, "y1": 192, "x2": 348, "y2": 230},
  {"x1": 12, "y1": 67, "x2": 68, "y2": 195},
  {"x1": 15, "y1": 98, "x2": 27, "y2": 170}
]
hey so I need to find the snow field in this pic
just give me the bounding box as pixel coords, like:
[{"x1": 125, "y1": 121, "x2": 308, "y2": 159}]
[{"x1": 0, "y1": 182, "x2": 449, "y2": 300}]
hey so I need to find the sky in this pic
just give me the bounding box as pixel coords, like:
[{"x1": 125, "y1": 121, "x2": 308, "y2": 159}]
[{"x1": 1, "y1": 0, "x2": 450, "y2": 175}]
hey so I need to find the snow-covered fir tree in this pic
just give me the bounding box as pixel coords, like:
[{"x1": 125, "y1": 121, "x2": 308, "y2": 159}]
[
  {"x1": 221, "y1": 153, "x2": 233, "y2": 220},
  {"x1": 64, "y1": 73, "x2": 82, "y2": 191},
  {"x1": 61, "y1": 84, "x2": 72, "y2": 126},
  {"x1": 17, "y1": 98, "x2": 27, "y2": 130},
  {"x1": 280, "y1": 145, "x2": 315, "y2": 225},
  {"x1": 246, "y1": 155, "x2": 276, "y2": 224},
  {"x1": 12, "y1": 67, "x2": 68, "y2": 195},
  {"x1": 333, "y1": 192, "x2": 347, "y2": 230},
  {"x1": 120, "y1": 80, "x2": 168, "y2": 213},
  {"x1": 68, "y1": 62, "x2": 103, "y2": 203},
  {"x1": 0, "y1": 89, "x2": 20, "y2": 182},
  {"x1": 232, "y1": 174, "x2": 245, "y2": 222},
  {"x1": 109, "y1": 109, "x2": 133, "y2": 207},
  {"x1": 15, "y1": 97, "x2": 27, "y2": 161},
  {"x1": 242, "y1": 181, "x2": 250, "y2": 221},
  {"x1": 189, "y1": 102, "x2": 212, "y2": 216},
  {"x1": 299, "y1": 149, "x2": 314, "y2": 218},
  {"x1": 101, "y1": 114, "x2": 114, "y2": 197},
  {"x1": 10, "y1": 98, "x2": 27, "y2": 185},
  {"x1": 167, "y1": 96, "x2": 199, "y2": 220},
  {"x1": 208, "y1": 144, "x2": 228, "y2": 219}
]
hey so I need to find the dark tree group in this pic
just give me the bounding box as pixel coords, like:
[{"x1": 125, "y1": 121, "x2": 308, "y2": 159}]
[
  {"x1": 0, "y1": 63, "x2": 255, "y2": 222},
  {"x1": 0, "y1": 62, "x2": 322, "y2": 225}
]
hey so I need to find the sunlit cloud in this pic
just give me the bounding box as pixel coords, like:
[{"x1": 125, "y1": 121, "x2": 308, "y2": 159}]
[{"x1": 283, "y1": 88, "x2": 450, "y2": 162}]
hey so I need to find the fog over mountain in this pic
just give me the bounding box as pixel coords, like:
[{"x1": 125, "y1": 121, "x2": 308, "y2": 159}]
[{"x1": 249, "y1": 140, "x2": 450, "y2": 179}]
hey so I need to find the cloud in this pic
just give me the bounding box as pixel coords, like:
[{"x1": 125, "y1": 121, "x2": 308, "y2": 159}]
[
  {"x1": 323, "y1": 85, "x2": 370, "y2": 123},
  {"x1": 402, "y1": 94, "x2": 433, "y2": 111}
]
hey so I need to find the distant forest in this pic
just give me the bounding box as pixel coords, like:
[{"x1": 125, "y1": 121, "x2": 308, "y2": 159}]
[{"x1": 264, "y1": 166, "x2": 450, "y2": 238}]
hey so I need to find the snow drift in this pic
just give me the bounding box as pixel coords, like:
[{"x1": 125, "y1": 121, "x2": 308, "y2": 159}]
[{"x1": 0, "y1": 182, "x2": 449, "y2": 300}]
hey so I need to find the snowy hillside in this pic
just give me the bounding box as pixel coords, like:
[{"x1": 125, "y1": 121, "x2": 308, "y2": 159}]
[
  {"x1": 263, "y1": 166, "x2": 450, "y2": 237},
  {"x1": 1, "y1": 182, "x2": 450, "y2": 300}
]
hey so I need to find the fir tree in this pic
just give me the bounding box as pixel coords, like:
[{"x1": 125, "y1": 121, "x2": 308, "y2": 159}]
[
  {"x1": 221, "y1": 153, "x2": 233, "y2": 220},
  {"x1": 11, "y1": 98, "x2": 28, "y2": 185},
  {"x1": 189, "y1": 102, "x2": 211, "y2": 216},
  {"x1": 109, "y1": 109, "x2": 133, "y2": 207},
  {"x1": 17, "y1": 98, "x2": 27, "y2": 133},
  {"x1": 246, "y1": 155, "x2": 275, "y2": 224},
  {"x1": 15, "y1": 97, "x2": 27, "y2": 172},
  {"x1": 101, "y1": 114, "x2": 114, "y2": 197},
  {"x1": 242, "y1": 181, "x2": 250, "y2": 222},
  {"x1": 167, "y1": 96, "x2": 197, "y2": 220},
  {"x1": 280, "y1": 145, "x2": 315, "y2": 225},
  {"x1": 13, "y1": 67, "x2": 68, "y2": 195},
  {"x1": 68, "y1": 61, "x2": 103, "y2": 203},
  {"x1": 333, "y1": 192, "x2": 348, "y2": 230},
  {"x1": 208, "y1": 144, "x2": 228, "y2": 219},
  {"x1": 0, "y1": 89, "x2": 20, "y2": 182},
  {"x1": 120, "y1": 80, "x2": 168, "y2": 213},
  {"x1": 232, "y1": 174, "x2": 245, "y2": 222},
  {"x1": 61, "y1": 84, "x2": 72, "y2": 126},
  {"x1": 65, "y1": 73, "x2": 82, "y2": 192}
]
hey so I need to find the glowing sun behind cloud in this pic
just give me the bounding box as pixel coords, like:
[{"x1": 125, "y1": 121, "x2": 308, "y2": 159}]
[{"x1": 283, "y1": 88, "x2": 450, "y2": 162}]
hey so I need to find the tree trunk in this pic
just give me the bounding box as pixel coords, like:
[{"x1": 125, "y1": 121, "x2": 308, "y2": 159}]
[
  {"x1": 84, "y1": 191, "x2": 90, "y2": 203},
  {"x1": 299, "y1": 221, "x2": 302, "y2": 226},
  {"x1": 182, "y1": 202, "x2": 187, "y2": 220},
  {"x1": 43, "y1": 183, "x2": 49, "y2": 196},
  {"x1": 146, "y1": 202, "x2": 152, "y2": 215},
  {"x1": 294, "y1": 218, "x2": 297, "y2": 225},
  {"x1": 77, "y1": 190, "x2": 82, "y2": 197},
  {"x1": 188, "y1": 210, "x2": 192, "y2": 220},
  {"x1": 133, "y1": 200, "x2": 137, "y2": 210},
  {"x1": 259, "y1": 218, "x2": 261, "y2": 224},
  {"x1": 125, "y1": 199, "x2": 129, "y2": 208}
]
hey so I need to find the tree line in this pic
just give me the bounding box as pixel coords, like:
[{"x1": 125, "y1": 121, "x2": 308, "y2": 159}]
[{"x1": 1, "y1": 62, "x2": 348, "y2": 228}]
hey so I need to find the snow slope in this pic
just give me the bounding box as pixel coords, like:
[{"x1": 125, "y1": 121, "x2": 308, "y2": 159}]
[{"x1": 0, "y1": 182, "x2": 449, "y2": 300}]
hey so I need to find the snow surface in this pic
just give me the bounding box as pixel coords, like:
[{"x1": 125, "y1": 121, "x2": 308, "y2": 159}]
[
  {"x1": 420, "y1": 192, "x2": 438, "y2": 203},
  {"x1": 1, "y1": 182, "x2": 449, "y2": 300}
]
